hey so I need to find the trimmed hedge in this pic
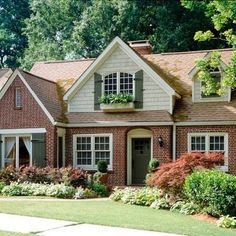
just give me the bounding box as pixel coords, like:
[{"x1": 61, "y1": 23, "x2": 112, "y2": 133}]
[{"x1": 184, "y1": 170, "x2": 236, "y2": 216}]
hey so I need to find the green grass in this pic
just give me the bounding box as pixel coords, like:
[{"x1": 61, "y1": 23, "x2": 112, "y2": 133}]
[
  {"x1": 0, "y1": 231, "x2": 31, "y2": 236},
  {"x1": 0, "y1": 199, "x2": 235, "y2": 236}
]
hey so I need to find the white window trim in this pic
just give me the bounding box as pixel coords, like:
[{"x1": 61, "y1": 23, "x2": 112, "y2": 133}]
[
  {"x1": 2, "y1": 134, "x2": 33, "y2": 168},
  {"x1": 102, "y1": 72, "x2": 135, "y2": 97},
  {"x1": 187, "y1": 132, "x2": 228, "y2": 171},
  {"x1": 73, "y1": 133, "x2": 113, "y2": 171}
]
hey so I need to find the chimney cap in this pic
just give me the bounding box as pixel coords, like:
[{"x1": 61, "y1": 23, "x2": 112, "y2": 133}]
[{"x1": 128, "y1": 40, "x2": 152, "y2": 48}]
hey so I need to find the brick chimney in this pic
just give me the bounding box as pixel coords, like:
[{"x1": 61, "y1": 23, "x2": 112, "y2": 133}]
[{"x1": 128, "y1": 40, "x2": 152, "y2": 55}]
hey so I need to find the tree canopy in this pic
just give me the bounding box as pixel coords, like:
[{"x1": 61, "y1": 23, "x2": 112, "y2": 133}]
[
  {"x1": 0, "y1": 0, "x2": 30, "y2": 68},
  {"x1": 182, "y1": 0, "x2": 236, "y2": 95},
  {"x1": 0, "y1": 0, "x2": 233, "y2": 70}
]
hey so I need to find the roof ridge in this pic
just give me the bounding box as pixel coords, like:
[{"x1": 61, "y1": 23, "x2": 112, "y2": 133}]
[
  {"x1": 19, "y1": 69, "x2": 57, "y2": 84},
  {"x1": 35, "y1": 58, "x2": 96, "y2": 64},
  {"x1": 146, "y1": 48, "x2": 234, "y2": 56}
]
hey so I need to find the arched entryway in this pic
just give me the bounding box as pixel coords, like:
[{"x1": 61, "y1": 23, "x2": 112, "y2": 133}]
[{"x1": 127, "y1": 128, "x2": 153, "y2": 185}]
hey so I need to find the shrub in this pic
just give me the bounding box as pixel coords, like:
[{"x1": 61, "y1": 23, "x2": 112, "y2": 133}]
[
  {"x1": 184, "y1": 170, "x2": 236, "y2": 216},
  {"x1": 170, "y1": 201, "x2": 200, "y2": 215},
  {"x1": 74, "y1": 187, "x2": 97, "y2": 199},
  {"x1": 148, "y1": 159, "x2": 159, "y2": 173},
  {"x1": 0, "y1": 182, "x2": 6, "y2": 192},
  {"x1": 110, "y1": 187, "x2": 159, "y2": 206},
  {"x1": 97, "y1": 160, "x2": 108, "y2": 173},
  {"x1": 0, "y1": 166, "x2": 19, "y2": 184},
  {"x1": 109, "y1": 187, "x2": 123, "y2": 201},
  {"x1": 0, "y1": 166, "x2": 87, "y2": 188},
  {"x1": 92, "y1": 182, "x2": 108, "y2": 197},
  {"x1": 217, "y1": 215, "x2": 236, "y2": 228},
  {"x1": 146, "y1": 152, "x2": 223, "y2": 194},
  {"x1": 150, "y1": 196, "x2": 170, "y2": 210},
  {"x1": 1, "y1": 182, "x2": 76, "y2": 199},
  {"x1": 46, "y1": 184, "x2": 76, "y2": 199}
]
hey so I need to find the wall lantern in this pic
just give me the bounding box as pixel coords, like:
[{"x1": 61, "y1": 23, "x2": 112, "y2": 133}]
[{"x1": 158, "y1": 136, "x2": 164, "y2": 147}]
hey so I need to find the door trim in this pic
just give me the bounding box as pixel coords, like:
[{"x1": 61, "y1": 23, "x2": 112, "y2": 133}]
[{"x1": 127, "y1": 129, "x2": 153, "y2": 185}]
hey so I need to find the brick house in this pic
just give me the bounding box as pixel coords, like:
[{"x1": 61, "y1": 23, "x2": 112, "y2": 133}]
[{"x1": 0, "y1": 37, "x2": 235, "y2": 185}]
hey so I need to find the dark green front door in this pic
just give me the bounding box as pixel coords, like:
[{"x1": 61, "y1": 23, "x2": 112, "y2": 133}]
[{"x1": 132, "y1": 138, "x2": 151, "y2": 185}]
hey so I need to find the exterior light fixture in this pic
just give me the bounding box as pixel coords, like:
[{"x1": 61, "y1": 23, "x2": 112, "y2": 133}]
[{"x1": 158, "y1": 136, "x2": 163, "y2": 147}]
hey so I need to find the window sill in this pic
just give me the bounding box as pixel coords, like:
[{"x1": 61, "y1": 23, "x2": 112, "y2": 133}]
[
  {"x1": 14, "y1": 107, "x2": 22, "y2": 110},
  {"x1": 100, "y1": 102, "x2": 135, "y2": 112},
  {"x1": 216, "y1": 165, "x2": 228, "y2": 172}
]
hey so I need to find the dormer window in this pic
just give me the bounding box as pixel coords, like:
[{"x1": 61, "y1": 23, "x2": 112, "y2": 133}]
[
  {"x1": 104, "y1": 72, "x2": 133, "y2": 95},
  {"x1": 201, "y1": 69, "x2": 221, "y2": 98},
  {"x1": 15, "y1": 87, "x2": 22, "y2": 109}
]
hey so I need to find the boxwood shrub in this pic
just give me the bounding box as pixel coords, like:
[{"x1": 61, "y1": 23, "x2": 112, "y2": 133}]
[{"x1": 184, "y1": 170, "x2": 236, "y2": 216}]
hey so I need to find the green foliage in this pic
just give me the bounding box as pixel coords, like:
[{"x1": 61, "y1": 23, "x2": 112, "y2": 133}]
[
  {"x1": 19, "y1": 0, "x2": 222, "y2": 69},
  {"x1": 97, "y1": 160, "x2": 108, "y2": 173},
  {"x1": 74, "y1": 187, "x2": 97, "y2": 199},
  {"x1": 148, "y1": 159, "x2": 159, "y2": 173},
  {"x1": 217, "y1": 215, "x2": 236, "y2": 228},
  {"x1": 182, "y1": 0, "x2": 236, "y2": 92},
  {"x1": 0, "y1": 166, "x2": 87, "y2": 188},
  {"x1": 0, "y1": 0, "x2": 30, "y2": 68},
  {"x1": 109, "y1": 187, "x2": 123, "y2": 201},
  {"x1": 0, "y1": 182, "x2": 6, "y2": 193},
  {"x1": 110, "y1": 187, "x2": 159, "y2": 206},
  {"x1": 150, "y1": 196, "x2": 170, "y2": 210},
  {"x1": 1, "y1": 182, "x2": 76, "y2": 199},
  {"x1": 184, "y1": 170, "x2": 236, "y2": 216},
  {"x1": 99, "y1": 93, "x2": 133, "y2": 104},
  {"x1": 170, "y1": 201, "x2": 200, "y2": 215},
  {"x1": 92, "y1": 182, "x2": 108, "y2": 197}
]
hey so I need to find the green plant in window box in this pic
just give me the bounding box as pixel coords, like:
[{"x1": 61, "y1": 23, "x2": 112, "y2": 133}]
[
  {"x1": 99, "y1": 93, "x2": 133, "y2": 104},
  {"x1": 93, "y1": 160, "x2": 109, "y2": 185}
]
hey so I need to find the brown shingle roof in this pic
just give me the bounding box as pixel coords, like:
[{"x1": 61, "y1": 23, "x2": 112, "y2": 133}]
[
  {"x1": 30, "y1": 59, "x2": 94, "y2": 82},
  {"x1": 67, "y1": 110, "x2": 173, "y2": 124},
  {"x1": 19, "y1": 70, "x2": 64, "y2": 122},
  {"x1": 174, "y1": 93, "x2": 236, "y2": 122},
  {"x1": 142, "y1": 48, "x2": 234, "y2": 95},
  {"x1": 0, "y1": 68, "x2": 12, "y2": 91}
]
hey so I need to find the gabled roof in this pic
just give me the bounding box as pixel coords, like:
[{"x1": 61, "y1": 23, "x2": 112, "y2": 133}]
[
  {"x1": 0, "y1": 68, "x2": 13, "y2": 91},
  {"x1": 143, "y1": 48, "x2": 234, "y2": 95},
  {"x1": 63, "y1": 36, "x2": 178, "y2": 101},
  {"x1": 30, "y1": 59, "x2": 94, "y2": 82},
  {"x1": 0, "y1": 69, "x2": 64, "y2": 124}
]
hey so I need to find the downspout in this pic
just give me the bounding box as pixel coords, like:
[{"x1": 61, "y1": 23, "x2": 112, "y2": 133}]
[{"x1": 172, "y1": 124, "x2": 176, "y2": 161}]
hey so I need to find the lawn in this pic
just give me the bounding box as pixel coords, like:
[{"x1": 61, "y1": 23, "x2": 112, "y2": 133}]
[{"x1": 0, "y1": 199, "x2": 235, "y2": 236}]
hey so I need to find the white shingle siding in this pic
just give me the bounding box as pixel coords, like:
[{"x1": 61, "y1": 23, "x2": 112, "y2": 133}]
[{"x1": 68, "y1": 45, "x2": 171, "y2": 112}]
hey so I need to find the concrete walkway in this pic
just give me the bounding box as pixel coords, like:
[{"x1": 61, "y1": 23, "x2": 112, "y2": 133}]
[{"x1": 0, "y1": 213, "x2": 183, "y2": 236}]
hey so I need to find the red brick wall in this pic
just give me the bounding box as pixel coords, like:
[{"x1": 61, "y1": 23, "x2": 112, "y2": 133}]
[
  {"x1": 65, "y1": 126, "x2": 172, "y2": 185},
  {"x1": 0, "y1": 76, "x2": 57, "y2": 166},
  {"x1": 176, "y1": 126, "x2": 236, "y2": 174}
]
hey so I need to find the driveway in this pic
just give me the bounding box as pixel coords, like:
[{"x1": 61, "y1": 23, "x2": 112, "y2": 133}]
[{"x1": 0, "y1": 213, "x2": 183, "y2": 236}]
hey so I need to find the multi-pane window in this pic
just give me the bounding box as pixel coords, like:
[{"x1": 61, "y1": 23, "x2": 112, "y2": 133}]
[
  {"x1": 74, "y1": 134, "x2": 112, "y2": 170},
  {"x1": 94, "y1": 136, "x2": 110, "y2": 165},
  {"x1": 104, "y1": 73, "x2": 117, "y2": 94},
  {"x1": 76, "y1": 137, "x2": 92, "y2": 166},
  {"x1": 15, "y1": 87, "x2": 22, "y2": 108},
  {"x1": 209, "y1": 136, "x2": 224, "y2": 151},
  {"x1": 191, "y1": 136, "x2": 206, "y2": 151},
  {"x1": 104, "y1": 72, "x2": 133, "y2": 95},
  {"x1": 120, "y1": 72, "x2": 133, "y2": 94},
  {"x1": 188, "y1": 133, "x2": 228, "y2": 168}
]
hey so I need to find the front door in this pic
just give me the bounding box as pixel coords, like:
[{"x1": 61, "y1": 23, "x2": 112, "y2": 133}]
[{"x1": 132, "y1": 138, "x2": 151, "y2": 185}]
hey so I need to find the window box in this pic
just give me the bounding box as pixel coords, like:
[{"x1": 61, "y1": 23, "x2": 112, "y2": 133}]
[{"x1": 100, "y1": 102, "x2": 135, "y2": 112}]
